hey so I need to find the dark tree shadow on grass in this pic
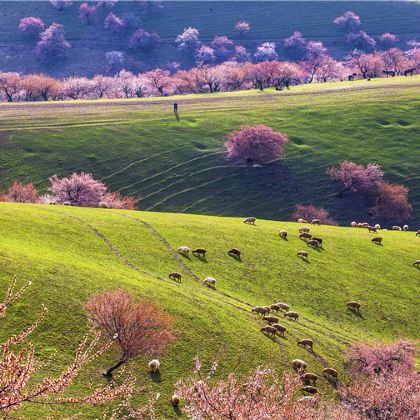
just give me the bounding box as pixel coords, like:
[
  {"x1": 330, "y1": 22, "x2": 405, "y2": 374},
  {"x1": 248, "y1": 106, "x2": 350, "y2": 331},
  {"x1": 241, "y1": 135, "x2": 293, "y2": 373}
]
[{"x1": 149, "y1": 370, "x2": 162, "y2": 383}]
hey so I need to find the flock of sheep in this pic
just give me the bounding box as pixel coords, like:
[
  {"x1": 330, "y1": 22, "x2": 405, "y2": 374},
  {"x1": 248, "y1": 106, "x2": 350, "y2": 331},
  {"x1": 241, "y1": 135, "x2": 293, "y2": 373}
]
[{"x1": 163, "y1": 215, "x2": 418, "y2": 401}]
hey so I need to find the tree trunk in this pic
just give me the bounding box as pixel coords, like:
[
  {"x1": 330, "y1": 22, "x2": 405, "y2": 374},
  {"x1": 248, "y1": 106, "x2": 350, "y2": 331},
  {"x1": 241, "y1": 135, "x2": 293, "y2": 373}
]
[{"x1": 104, "y1": 359, "x2": 126, "y2": 379}]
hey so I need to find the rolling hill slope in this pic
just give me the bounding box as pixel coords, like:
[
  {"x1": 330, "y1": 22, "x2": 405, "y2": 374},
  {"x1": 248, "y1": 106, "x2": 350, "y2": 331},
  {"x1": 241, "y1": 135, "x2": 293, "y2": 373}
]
[
  {"x1": 0, "y1": 203, "x2": 419, "y2": 417},
  {"x1": 0, "y1": 77, "x2": 419, "y2": 225},
  {"x1": 0, "y1": 1, "x2": 419, "y2": 77}
]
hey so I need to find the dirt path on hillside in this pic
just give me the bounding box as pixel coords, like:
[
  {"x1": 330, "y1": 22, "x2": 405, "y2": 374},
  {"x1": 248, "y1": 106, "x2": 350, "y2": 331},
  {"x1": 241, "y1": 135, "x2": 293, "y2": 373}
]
[{"x1": 2, "y1": 81, "x2": 419, "y2": 113}]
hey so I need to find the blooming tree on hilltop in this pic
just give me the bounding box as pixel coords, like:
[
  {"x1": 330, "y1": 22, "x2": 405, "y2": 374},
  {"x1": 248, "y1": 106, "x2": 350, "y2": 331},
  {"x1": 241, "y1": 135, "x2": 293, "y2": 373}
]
[
  {"x1": 175, "y1": 27, "x2": 200, "y2": 52},
  {"x1": 235, "y1": 21, "x2": 250, "y2": 35},
  {"x1": 18, "y1": 17, "x2": 45, "y2": 36},
  {"x1": 50, "y1": 0, "x2": 73, "y2": 10},
  {"x1": 36, "y1": 23, "x2": 71, "y2": 58},
  {"x1": 129, "y1": 29, "x2": 160, "y2": 51},
  {"x1": 346, "y1": 31, "x2": 376, "y2": 52},
  {"x1": 225, "y1": 125, "x2": 288, "y2": 164},
  {"x1": 333, "y1": 11, "x2": 361, "y2": 33},
  {"x1": 104, "y1": 12, "x2": 123, "y2": 33},
  {"x1": 195, "y1": 45, "x2": 216, "y2": 66},
  {"x1": 210, "y1": 36, "x2": 236, "y2": 63},
  {"x1": 378, "y1": 33, "x2": 397, "y2": 50},
  {"x1": 79, "y1": 2, "x2": 98, "y2": 25},
  {"x1": 85, "y1": 289, "x2": 175, "y2": 378},
  {"x1": 327, "y1": 161, "x2": 384, "y2": 194},
  {"x1": 283, "y1": 31, "x2": 307, "y2": 60},
  {"x1": 254, "y1": 42, "x2": 278, "y2": 62}
]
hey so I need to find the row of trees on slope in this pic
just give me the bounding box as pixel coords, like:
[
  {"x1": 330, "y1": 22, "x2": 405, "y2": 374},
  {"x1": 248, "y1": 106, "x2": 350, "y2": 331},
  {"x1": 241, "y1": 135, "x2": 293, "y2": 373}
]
[
  {"x1": 1, "y1": 274, "x2": 418, "y2": 418},
  {"x1": 0, "y1": 125, "x2": 412, "y2": 223},
  {"x1": 18, "y1": 3, "x2": 416, "y2": 69},
  {"x1": 0, "y1": 46, "x2": 419, "y2": 102}
]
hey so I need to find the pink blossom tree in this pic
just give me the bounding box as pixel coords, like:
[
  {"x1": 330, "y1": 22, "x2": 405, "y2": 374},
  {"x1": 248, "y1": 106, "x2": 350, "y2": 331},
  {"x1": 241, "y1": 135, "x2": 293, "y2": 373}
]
[
  {"x1": 105, "y1": 50, "x2": 125, "y2": 72},
  {"x1": 225, "y1": 125, "x2": 288, "y2": 164},
  {"x1": 327, "y1": 161, "x2": 384, "y2": 194},
  {"x1": 254, "y1": 42, "x2": 278, "y2": 62},
  {"x1": 62, "y1": 77, "x2": 93, "y2": 99},
  {"x1": 233, "y1": 45, "x2": 251, "y2": 63},
  {"x1": 175, "y1": 27, "x2": 200, "y2": 53},
  {"x1": 175, "y1": 358, "x2": 355, "y2": 419},
  {"x1": 378, "y1": 33, "x2": 397, "y2": 50},
  {"x1": 346, "y1": 31, "x2": 376, "y2": 52},
  {"x1": 235, "y1": 21, "x2": 250, "y2": 36},
  {"x1": 345, "y1": 50, "x2": 384, "y2": 79},
  {"x1": 18, "y1": 17, "x2": 45, "y2": 36},
  {"x1": 79, "y1": 2, "x2": 98, "y2": 25},
  {"x1": 139, "y1": 0, "x2": 164, "y2": 15},
  {"x1": 333, "y1": 11, "x2": 361, "y2": 33},
  {"x1": 369, "y1": 181, "x2": 412, "y2": 222},
  {"x1": 6, "y1": 181, "x2": 38, "y2": 203},
  {"x1": 49, "y1": 172, "x2": 107, "y2": 206},
  {"x1": 195, "y1": 45, "x2": 216, "y2": 66},
  {"x1": 129, "y1": 29, "x2": 160, "y2": 51},
  {"x1": 104, "y1": 12, "x2": 123, "y2": 33},
  {"x1": 381, "y1": 47, "x2": 407, "y2": 74},
  {"x1": 291, "y1": 204, "x2": 337, "y2": 225},
  {"x1": 210, "y1": 36, "x2": 236, "y2": 63},
  {"x1": 36, "y1": 23, "x2": 71, "y2": 58},
  {"x1": 0, "y1": 276, "x2": 135, "y2": 414},
  {"x1": 0, "y1": 72, "x2": 23, "y2": 102},
  {"x1": 283, "y1": 31, "x2": 307, "y2": 60},
  {"x1": 50, "y1": 0, "x2": 73, "y2": 10}
]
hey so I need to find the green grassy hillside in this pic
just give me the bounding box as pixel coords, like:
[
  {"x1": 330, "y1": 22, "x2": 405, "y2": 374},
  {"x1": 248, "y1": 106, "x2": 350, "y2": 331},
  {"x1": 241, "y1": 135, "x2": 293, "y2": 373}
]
[
  {"x1": 0, "y1": 77, "x2": 419, "y2": 225},
  {"x1": 0, "y1": 1, "x2": 419, "y2": 77},
  {"x1": 0, "y1": 202, "x2": 418, "y2": 417}
]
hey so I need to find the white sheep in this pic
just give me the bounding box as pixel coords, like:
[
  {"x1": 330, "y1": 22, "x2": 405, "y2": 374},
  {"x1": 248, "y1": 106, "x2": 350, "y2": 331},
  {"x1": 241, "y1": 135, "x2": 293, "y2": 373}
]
[
  {"x1": 62, "y1": 201, "x2": 71, "y2": 206},
  {"x1": 148, "y1": 359, "x2": 160, "y2": 372},
  {"x1": 243, "y1": 217, "x2": 256, "y2": 225},
  {"x1": 351, "y1": 221, "x2": 357, "y2": 227},
  {"x1": 297, "y1": 250, "x2": 309, "y2": 259},
  {"x1": 204, "y1": 277, "x2": 216, "y2": 287},
  {"x1": 298, "y1": 218, "x2": 308, "y2": 224},
  {"x1": 299, "y1": 227, "x2": 310, "y2": 233},
  {"x1": 177, "y1": 246, "x2": 190, "y2": 255},
  {"x1": 279, "y1": 229, "x2": 288, "y2": 239},
  {"x1": 403, "y1": 225, "x2": 408, "y2": 231},
  {"x1": 374, "y1": 224, "x2": 381, "y2": 230},
  {"x1": 171, "y1": 394, "x2": 180, "y2": 406},
  {"x1": 98, "y1": 201, "x2": 109, "y2": 208},
  {"x1": 392, "y1": 226, "x2": 402, "y2": 231}
]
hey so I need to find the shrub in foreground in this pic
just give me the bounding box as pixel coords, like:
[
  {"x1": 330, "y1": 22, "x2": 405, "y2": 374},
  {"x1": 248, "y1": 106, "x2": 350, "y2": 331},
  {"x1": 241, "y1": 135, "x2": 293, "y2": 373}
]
[{"x1": 225, "y1": 125, "x2": 289, "y2": 164}]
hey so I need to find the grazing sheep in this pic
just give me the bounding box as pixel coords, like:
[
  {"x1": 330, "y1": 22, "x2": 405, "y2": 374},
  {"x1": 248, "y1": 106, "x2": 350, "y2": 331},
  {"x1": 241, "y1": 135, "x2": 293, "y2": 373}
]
[
  {"x1": 375, "y1": 224, "x2": 381, "y2": 230},
  {"x1": 262, "y1": 316, "x2": 279, "y2": 324},
  {"x1": 244, "y1": 217, "x2": 256, "y2": 225},
  {"x1": 98, "y1": 201, "x2": 109, "y2": 208},
  {"x1": 392, "y1": 226, "x2": 402, "y2": 231},
  {"x1": 357, "y1": 223, "x2": 363, "y2": 228},
  {"x1": 307, "y1": 239, "x2": 320, "y2": 248},
  {"x1": 298, "y1": 218, "x2": 308, "y2": 224},
  {"x1": 148, "y1": 359, "x2": 160, "y2": 372},
  {"x1": 270, "y1": 304, "x2": 280, "y2": 312},
  {"x1": 416, "y1": 230, "x2": 420, "y2": 237},
  {"x1": 367, "y1": 226, "x2": 377, "y2": 233},
  {"x1": 261, "y1": 326, "x2": 277, "y2": 337},
  {"x1": 298, "y1": 339, "x2": 314, "y2": 350},
  {"x1": 177, "y1": 246, "x2": 190, "y2": 255},
  {"x1": 371, "y1": 237, "x2": 382, "y2": 245},
  {"x1": 297, "y1": 396, "x2": 316, "y2": 403},
  {"x1": 62, "y1": 201, "x2": 71, "y2": 206},
  {"x1": 204, "y1": 277, "x2": 216, "y2": 287},
  {"x1": 276, "y1": 302, "x2": 290, "y2": 312},
  {"x1": 312, "y1": 237, "x2": 323, "y2": 245},
  {"x1": 169, "y1": 272, "x2": 182, "y2": 282},
  {"x1": 271, "y1": 323, "x2": 286, "y2": 336},
  {"x1": 311, "y1": 219, "x2": 321, "y2": 225},
  {"x1": 299, "y1": 232, "x2": 312, "y2": 240},
  {"x1": 413, "y1": 260, "x2": 420, "y2": 267},
  {"x1": 297, "y1": 250, "x2": 309, "y2": 259},
  {"x1": 403, "y1": 225, "x2": 409, "y2": 231},
  {"x1": 280, "y1": 229, "x2": 288, "y2": 239},
  {"x1": 301, "y1": 373, "x2": 318, "y2": 384},
  {"x1": 228, "y1": 248, "x2": 241, "y2": 258},
  {"x1": 322, "y1": 368, "x2": 338, "y2": 379},
  {"x1": 347, "y1": 301, "x2": 361, "y2": 311},
  {"x1": 361, "y1": 222, "x2": 369, "y2": 228},
  {"x1": 192, "y1": 248, "x2": 206, "y2": 257},
  {"x1": 262, "y1": 306, "x2": 272, "y2": 314},
  {"x1": 252, "y1": 306, "x2": 268, "y2": 315},
  {"x1": 299, "y1": 227, "x2": 310, "y2": 233},
  {"x1": 292, "y1": 359, "x2": 307, "y2": 372},
  {"x1": 171, "y1": 394, "x2": 180, "y2": 407},
  {"x1": 302, "y1": 386, "x2": 318, "y2": 394},
  {"x1": 284, "y1": 311, "x2": 299, "y2": 321},
  {"x1": 351, "y1": 221, "x2": 357, "y2": 227}
]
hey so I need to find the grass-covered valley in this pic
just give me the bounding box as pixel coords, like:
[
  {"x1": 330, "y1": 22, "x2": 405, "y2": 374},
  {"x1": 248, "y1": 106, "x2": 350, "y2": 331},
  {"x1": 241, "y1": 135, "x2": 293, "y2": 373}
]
[{"x1": 0, "y1": 202, "x2": 419, "y2": 417}]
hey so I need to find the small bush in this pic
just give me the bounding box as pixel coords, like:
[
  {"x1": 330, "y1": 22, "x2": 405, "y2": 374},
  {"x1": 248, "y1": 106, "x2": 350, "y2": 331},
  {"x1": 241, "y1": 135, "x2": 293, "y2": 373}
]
[
  {"x1": 18, "y1": 17, "x2": 45, "y2": 36},
  {"x1": 6, "y1": 181, "x2": 38, "y2": 203},
  {"x1": 291, "y1": 204, "x2": 337, "y2": 225}
]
